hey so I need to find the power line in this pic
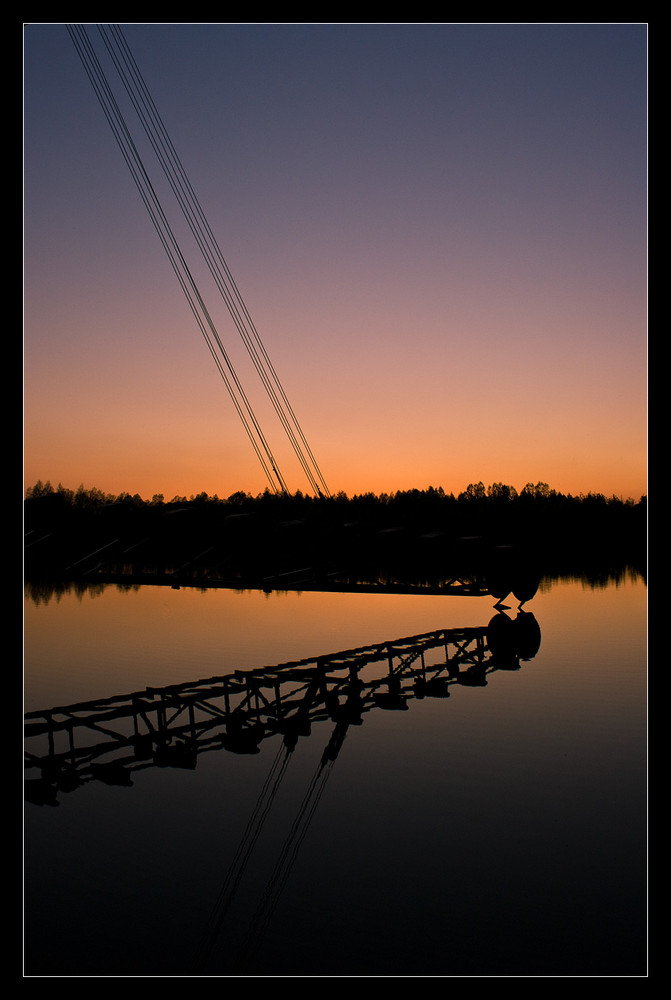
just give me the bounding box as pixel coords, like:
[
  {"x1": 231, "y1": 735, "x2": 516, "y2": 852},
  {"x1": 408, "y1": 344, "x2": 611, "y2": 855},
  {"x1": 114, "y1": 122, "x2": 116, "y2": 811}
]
[
  {"x1": 67, "y1": 24, "x2": 288, "y2": 495},
  {"x1": 99, "y1": 24, "x2": 331, "y2": 498},
  {"x1": 67, "y1": 23, "x2": 330, "y2": 497}
]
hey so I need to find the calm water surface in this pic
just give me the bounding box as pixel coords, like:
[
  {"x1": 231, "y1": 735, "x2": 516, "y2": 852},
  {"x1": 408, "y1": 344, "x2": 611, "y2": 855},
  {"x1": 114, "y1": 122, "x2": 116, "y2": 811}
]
[{"x1": 24, "y1": 573, "x2": 647, "y2": 977}]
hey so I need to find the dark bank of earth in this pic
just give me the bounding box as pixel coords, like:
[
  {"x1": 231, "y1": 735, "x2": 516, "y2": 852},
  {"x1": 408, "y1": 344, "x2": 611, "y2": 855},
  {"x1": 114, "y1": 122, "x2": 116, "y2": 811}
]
[{"x1": 23, "y1": 484, "x2": 647, "y2": 595}]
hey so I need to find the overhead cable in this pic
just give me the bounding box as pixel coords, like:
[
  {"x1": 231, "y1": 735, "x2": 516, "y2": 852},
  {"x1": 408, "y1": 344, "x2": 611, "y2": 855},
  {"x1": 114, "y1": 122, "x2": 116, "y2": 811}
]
[{"x1": 68, "y1": 23, "x2": 330, "y2": 497}]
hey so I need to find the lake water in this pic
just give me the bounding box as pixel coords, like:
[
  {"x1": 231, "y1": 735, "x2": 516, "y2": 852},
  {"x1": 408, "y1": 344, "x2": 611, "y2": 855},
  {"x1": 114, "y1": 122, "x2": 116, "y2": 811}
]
[{"x1": 23, "y1": 571, "x2": 647, "y2": 977}]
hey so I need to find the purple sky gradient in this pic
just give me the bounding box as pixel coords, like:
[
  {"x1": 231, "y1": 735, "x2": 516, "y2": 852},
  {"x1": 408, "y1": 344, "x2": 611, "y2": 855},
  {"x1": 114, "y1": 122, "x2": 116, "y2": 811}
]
[{"x1": 23, "y1": 23, "x2": 647, "y2": 500}]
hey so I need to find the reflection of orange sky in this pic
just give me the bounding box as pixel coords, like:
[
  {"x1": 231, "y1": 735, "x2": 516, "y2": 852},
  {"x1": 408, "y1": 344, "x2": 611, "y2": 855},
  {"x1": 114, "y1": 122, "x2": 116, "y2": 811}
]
[
  {"x1": 24, "y1": 585, "x2": 496, "y2": 709},
  {"x1": 24, "y1": 574, "x2": 646, "y2": 712}
]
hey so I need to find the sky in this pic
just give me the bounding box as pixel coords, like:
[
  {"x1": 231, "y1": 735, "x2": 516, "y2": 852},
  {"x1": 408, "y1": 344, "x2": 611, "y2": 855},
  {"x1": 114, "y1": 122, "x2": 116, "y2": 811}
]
[{"x1": 23, "y1": 23, "x2": 648, "y2": 502}]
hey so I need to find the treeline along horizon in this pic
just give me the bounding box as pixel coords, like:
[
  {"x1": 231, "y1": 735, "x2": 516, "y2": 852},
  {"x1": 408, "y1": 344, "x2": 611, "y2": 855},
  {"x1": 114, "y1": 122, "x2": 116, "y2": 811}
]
[
  {"x1": 25, "y1": 478, "x2": 646, "y2": 507},
  {"x1": 24, "y1": 479, "x2": 646, "y2": 585}
]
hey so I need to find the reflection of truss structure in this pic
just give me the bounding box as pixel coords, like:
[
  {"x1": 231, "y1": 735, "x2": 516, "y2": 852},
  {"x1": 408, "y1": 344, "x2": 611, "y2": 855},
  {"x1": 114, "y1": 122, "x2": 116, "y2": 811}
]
[{"x1": 25, "y1": 615, "x2": 540, "y2": 806}]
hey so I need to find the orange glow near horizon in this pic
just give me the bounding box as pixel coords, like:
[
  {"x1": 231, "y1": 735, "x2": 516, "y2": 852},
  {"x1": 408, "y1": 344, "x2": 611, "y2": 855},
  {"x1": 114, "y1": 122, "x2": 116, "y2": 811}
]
[
  {"x1": 23, "y1": 288, "x2": 647, "y2": 502},
  {"x1": 23, "y1": 25, "x2": 647, "y2": 506}
]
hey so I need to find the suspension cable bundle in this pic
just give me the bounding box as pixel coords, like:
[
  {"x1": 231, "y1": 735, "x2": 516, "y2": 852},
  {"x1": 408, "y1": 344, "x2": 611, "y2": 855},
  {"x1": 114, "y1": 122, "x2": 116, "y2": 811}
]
[{"x1": 67, "y1": 24, "x2": 330, "y2": 498}]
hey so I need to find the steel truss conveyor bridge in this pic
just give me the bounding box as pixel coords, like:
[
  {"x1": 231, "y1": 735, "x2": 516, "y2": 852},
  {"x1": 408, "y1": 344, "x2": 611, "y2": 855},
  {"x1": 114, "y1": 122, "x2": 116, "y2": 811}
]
[{"x1": 25, "y1": 614, "x2": 540, "y2": 807}]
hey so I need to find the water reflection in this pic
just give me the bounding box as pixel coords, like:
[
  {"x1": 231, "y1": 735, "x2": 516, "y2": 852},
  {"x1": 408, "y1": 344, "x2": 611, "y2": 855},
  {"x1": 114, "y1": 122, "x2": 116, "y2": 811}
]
[
  {"x1": 24, "y1": 572, "x2": 648, "y2": 976},
  {"x1": 23, "y1": 553, "x2": 543, "y2": 605},
  {"x1": 25, "y1": 605, "x2": 542, "y2": 973},
  {"x1": 25, "y1": 610, "x2": 541, "y2": 808}
]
